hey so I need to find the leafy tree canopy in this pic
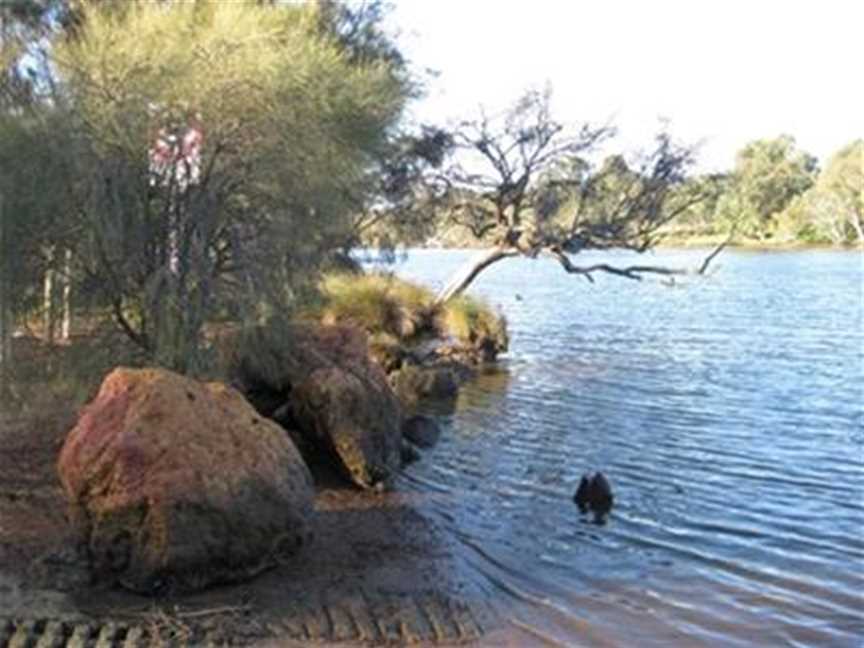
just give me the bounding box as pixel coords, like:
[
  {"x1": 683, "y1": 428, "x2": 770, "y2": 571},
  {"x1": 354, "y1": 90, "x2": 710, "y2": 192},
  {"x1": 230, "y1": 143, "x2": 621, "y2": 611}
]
[
  {"x1": 3, "y1": 0, "x2": 413, "y2": 371},
  {"x1": 717, "y1": 135, "x2": 818, "y2": 239},
  {"x1": 781, "y1": 139, "x2": 863, "y2": 244}
]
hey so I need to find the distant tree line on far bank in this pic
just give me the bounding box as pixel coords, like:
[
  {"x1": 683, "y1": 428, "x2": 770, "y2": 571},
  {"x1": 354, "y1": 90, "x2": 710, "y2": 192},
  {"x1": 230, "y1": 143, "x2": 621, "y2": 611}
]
[{"x1": 419, "y1": 135, "x2": 862, "y2": 249}]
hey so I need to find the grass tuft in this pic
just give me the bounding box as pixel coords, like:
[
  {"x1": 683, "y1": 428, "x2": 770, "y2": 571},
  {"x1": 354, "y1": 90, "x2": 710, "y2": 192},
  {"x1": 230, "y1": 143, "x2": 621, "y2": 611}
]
[
  {"x1": 439, "y1": 294, "x2": 507, "y2": 348},
  {"x1": 315, "y1": 272, "x2": 435, "y2": 341}
]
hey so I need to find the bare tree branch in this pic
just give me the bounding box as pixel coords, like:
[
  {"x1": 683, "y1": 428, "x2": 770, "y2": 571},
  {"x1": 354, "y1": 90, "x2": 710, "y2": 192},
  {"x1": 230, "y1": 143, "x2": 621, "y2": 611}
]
[
  {"x1": 548, "y1": 232, "x2": 730, "y2": 283},
  {"x1": 435, "y1": 246, "x2": 520, "y2": 304}
]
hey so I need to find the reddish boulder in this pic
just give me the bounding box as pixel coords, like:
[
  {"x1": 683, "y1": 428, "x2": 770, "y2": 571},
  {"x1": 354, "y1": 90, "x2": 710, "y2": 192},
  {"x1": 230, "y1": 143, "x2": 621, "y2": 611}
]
[
  {"x1": 291, "y1": 364, "x2": 403, "y2": 489},
  {"x1": 57, "y1": 367, "x2": 314, "y2": 593},
  {"x1": 220, "y1": 323, "x2": 403, "y2": 489}
]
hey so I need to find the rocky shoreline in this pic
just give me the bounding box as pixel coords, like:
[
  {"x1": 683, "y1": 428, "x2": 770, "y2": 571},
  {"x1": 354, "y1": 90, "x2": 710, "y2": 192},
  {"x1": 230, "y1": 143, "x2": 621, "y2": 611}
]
[{"x1": 0, "y1": 309, "x2": 508, "y2": 645}]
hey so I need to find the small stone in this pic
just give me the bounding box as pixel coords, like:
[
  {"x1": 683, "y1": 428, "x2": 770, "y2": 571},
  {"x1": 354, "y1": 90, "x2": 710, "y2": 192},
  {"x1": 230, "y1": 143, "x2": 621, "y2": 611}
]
[
  {"x1": 400, "y1": 441, "x2": 421, "y2": 466},
  {"x1": 402, "y1": 415, "x2": 442, "y2": 449}
]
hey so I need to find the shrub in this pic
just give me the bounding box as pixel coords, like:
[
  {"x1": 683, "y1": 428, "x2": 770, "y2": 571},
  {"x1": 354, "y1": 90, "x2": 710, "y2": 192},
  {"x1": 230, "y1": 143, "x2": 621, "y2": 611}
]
[
  {"x1": 309, "y1": 272, "x2": 508, "y2": 359},
  {"x1": 316, "y1": 272, "x2": 435, "y2": 340}
]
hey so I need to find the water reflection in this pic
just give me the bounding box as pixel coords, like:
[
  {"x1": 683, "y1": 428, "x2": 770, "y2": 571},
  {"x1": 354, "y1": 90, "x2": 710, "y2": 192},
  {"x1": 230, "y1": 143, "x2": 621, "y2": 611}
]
[{"x1": 416, "y1": 364, "x2": 513, "y2": 421}]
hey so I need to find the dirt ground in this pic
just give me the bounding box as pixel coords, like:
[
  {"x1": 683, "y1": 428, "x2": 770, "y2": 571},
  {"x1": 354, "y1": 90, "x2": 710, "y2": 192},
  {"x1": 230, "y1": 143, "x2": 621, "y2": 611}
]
[{"x1": 0, "y1": 410, "x2": 502, "y2": 647}]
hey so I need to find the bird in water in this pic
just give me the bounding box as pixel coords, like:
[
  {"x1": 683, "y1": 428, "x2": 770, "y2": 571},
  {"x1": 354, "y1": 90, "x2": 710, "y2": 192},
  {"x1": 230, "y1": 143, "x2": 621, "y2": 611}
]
[{"x1": 573, "y1": 472, "x2": 614, "y2": 524}]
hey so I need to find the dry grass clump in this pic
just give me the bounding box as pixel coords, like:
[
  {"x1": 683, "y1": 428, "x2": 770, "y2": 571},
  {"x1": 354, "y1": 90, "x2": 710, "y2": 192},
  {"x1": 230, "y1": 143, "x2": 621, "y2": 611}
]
[
  {"x1": 309, "y1": 271, "x2": 508, "y2": 355},
  {"x1": 316, "y1": 272, "x2": 435, "y2": 341},
  {"x1": 439, "y1": 294, "x2": 507, "y2": 348}
]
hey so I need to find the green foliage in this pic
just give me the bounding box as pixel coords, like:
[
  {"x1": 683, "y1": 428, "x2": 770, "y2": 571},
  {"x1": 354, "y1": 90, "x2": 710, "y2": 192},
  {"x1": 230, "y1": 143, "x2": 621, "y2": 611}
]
[
  {"x1": 56, "y1": 1, "x2": 405, "y2": 192},
  {"x1": 0, "y1": 110, "x2": 78, "y2": 320},
  {"x1": 669, "y1": 174, "x2": 730, "y2": 233},
  {"x1": 717, "y1": 135, "x2": 818, "y2": 239},
  {"x1": 780, "y1": 140, "x2": 863, "y2": 244},
  {"x1": 312, "y1": 270, "x2": 507, "y2": 352},
  {"x1": 38, "y1": 0, "x2": 410, "y2": 371}
]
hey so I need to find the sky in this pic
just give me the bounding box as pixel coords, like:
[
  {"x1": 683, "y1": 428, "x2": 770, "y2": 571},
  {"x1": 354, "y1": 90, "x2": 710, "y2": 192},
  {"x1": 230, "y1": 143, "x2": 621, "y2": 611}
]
[{"x1": 388, "y1": 0, "x2": 862, "y2": 172}]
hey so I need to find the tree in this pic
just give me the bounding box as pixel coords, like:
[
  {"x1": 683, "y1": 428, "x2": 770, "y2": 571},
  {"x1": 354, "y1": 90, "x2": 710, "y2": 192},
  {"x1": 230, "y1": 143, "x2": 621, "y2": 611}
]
[
  {"x1": 41, "y1": 0, "x2": 411, "y2": 371},
  {"x1": 786, "y1": 140, "x2": 863, "y2": 245},
  {"x1": 717, "y1": 135, "x2": 818, "y2": 240},
  {"x1": 428, "y1": 89, "x2": 721, "y2": 303},
  {"x1": 0, "y1": 191, "x2": 9, "y2": 395},
  {"x1": 0, "y1": 106, "x2": 79, "y2": 376},
  {"x1": 665, "y1": 173, "x2": 730, "y2": 236},
  {"x1": 315, "y1": 0, "x2": 405, "y2": 68},
  {"x1": 819, "y1": 140, "x2": 863, "y2": 244}
]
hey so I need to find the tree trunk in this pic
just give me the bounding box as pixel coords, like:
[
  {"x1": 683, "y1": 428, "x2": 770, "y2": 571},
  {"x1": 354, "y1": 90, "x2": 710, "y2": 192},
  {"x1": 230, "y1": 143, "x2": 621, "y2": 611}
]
[
  {"x1": 61, "y1": 248, "x2": 73, "y2": 342},
  {"x1": 43, "y1": 246, "x2": 56, "y2": 345},
  {"x1": 848, "y1": 212, "x2": 864, "y2": 246},
  {"x1": 434, "y1": 245, "x2": 520, "y2": 305},
  {"x1": 0, "y1": 194, "x2": 10, "y2": 396}
]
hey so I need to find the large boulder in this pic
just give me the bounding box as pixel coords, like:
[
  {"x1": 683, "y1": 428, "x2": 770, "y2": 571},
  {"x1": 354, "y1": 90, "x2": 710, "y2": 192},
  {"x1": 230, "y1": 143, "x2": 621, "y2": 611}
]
[
  {"x1": 219, "y1": 324, "x2": 403, "y2": 489},
  {"x1": 290, "y1": 365, "x2": 402, "y2": 488},
  {"x1": 57, "y1": 367, "x2": 314, "y2": 593}
]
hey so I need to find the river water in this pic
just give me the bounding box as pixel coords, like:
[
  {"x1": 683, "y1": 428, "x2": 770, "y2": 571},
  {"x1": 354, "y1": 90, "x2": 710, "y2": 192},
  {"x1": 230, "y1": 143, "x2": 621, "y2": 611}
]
[{"x1": 383, "y1": 248, "x2": 863, "y2": 647}]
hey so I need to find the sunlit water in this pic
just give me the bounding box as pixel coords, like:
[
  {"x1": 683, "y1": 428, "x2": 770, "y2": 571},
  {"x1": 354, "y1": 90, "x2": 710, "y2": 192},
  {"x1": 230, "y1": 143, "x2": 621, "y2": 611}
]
[{"x1": 377, "y1": 248, "x2": 864, "y2": 647}]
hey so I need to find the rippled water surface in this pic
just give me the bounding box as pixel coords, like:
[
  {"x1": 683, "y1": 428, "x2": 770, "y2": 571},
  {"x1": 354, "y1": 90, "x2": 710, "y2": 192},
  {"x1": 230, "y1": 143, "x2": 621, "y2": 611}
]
[{"x1": 385, "y1": 249, "x2": 863, "y2": 647}]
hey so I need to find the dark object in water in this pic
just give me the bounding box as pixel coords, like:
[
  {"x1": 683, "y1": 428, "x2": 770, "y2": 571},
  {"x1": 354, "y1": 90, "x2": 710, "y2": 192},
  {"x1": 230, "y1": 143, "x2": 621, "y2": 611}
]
[
  {"x1": 400, "y1": 440, "x2": 421, "y2": 466},
  {"x1": 573, "y1": 472, "x2": 614, "y2": 518},
  {"x1": 402, "y1": 415, "x2": 442, "y2": 448}
]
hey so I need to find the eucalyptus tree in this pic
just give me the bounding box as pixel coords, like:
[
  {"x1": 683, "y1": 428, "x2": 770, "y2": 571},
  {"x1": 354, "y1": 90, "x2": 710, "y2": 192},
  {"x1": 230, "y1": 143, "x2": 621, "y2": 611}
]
[
  {"x1": 779, "y1": 140, "x2": 863, "y2": 245},
  {"x1": 819, "y1": 140, "x2": 864, "y2": 244},
  {"x1": 810, "y1": 140, "x2": 862, "y2": 244},
  {"x1": 717, "y1": 135, "x2": 818, "y2": 240},
  {"x1": 429, "y1": 89, "x2": 721, "y2": 303}
]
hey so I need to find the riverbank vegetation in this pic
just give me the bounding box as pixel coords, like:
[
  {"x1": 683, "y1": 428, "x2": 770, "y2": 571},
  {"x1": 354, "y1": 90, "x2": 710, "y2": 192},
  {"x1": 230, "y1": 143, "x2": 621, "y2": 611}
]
[
  {"x1": 419, "y1": 135, "x2": 862, "y2": 251},
  {"x1": 0, "y1": 3, "x2": 859, "y2": 640},
  {"x1": 0, "y1": 1, "x2": 439, "y2": 397},
  {"x1": 0, "y1": 0, "x2": 858, "y2": 400},
  {"x1": 667, "y1": 137, "x2": 862, "y2": 247},
  {"x1": 312, "y1": 272, "x2": 504, "y2": 350}
]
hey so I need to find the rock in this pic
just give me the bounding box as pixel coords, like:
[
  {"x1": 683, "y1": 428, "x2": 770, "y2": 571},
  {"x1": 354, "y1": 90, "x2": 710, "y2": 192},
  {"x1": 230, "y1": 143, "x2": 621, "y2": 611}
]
[
  {"x1": 219, "y1": 323, "x2": 370, "y2": 401},
  {"x1": 435, "y1": 306, "x2": 509, "y2": 363},
  {"x1": 475, "y1": 334, "x2": 505, "y2": 362},
  {"x1": 400, "y1": 440, "x2": 421, "y2": 466},
  {"x1": 368, "y1": 334, "x2": 406, "y2": 374},
  {"x1": 290, "y1": 365, "x2": 402, "y2": 489},
  {"x1": 573, "y1": 472, "x2": 614, "y2": 519},
  {"x1": 391, "y1": 364, "x2": 460, "y2": 408},
  {"x1": 57, "y1": 367, "x2": 314, "y2": 593},
  {"x1": 218, "y1": 324, "x2": 404, "y2": 490},
  {"x1": 402, "y1": 415, "x2": 441, "y2": 449}
]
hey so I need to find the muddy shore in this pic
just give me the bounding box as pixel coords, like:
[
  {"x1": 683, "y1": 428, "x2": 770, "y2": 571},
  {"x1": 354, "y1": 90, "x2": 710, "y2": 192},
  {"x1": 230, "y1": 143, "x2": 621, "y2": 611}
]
[{"x1": 0, "y1": 412, "x2": 514, "y2": 647}]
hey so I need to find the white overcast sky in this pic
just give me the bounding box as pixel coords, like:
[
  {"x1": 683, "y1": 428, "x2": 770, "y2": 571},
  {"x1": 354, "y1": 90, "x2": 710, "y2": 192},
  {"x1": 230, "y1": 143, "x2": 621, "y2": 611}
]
[{"x1": 388, "y1": 0, "x2": 862, "y2": 172}]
